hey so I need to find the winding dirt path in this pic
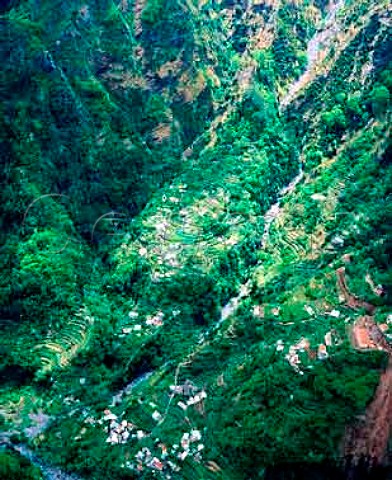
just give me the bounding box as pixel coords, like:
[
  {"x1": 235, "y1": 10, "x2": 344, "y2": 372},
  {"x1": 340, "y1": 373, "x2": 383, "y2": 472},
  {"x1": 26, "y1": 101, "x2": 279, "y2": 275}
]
[{"x1": 336, "y1": 267, "x2": 376, "y2": 314}]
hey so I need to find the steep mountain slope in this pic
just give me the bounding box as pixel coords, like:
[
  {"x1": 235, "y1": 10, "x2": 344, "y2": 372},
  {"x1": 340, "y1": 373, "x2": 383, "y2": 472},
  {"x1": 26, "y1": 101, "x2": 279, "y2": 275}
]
[{"x1": 0, "y1": 0, "x2": 391, "y2": 479}]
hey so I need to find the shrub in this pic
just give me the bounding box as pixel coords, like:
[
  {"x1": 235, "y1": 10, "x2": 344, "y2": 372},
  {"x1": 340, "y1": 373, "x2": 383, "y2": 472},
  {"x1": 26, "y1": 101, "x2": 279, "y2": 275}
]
[{"x1": 369, "y1": 85, "x2": 390, "y2": 116}]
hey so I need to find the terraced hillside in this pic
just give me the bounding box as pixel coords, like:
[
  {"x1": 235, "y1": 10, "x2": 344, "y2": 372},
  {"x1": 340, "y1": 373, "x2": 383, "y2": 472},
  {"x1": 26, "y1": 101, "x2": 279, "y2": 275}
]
[{"x1": 0, "y1": 0, "x2": 391, "y2": 479}]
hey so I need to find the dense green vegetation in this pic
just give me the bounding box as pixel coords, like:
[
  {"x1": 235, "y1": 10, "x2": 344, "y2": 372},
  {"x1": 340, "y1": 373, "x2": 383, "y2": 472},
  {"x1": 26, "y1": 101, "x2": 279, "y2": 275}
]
[
  {"x1": 0, "y1": 450, "x2": 42, "y2": 480},
  {"x1": 0, "y1": 0, "x2": 391, "y2": 478}
]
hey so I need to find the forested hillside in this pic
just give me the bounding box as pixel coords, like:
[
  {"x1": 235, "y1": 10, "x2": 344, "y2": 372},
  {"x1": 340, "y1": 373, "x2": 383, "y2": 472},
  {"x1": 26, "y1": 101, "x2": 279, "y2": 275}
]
[{"x1": 0, "y1": 0, "x2": 391, "y2": 479}]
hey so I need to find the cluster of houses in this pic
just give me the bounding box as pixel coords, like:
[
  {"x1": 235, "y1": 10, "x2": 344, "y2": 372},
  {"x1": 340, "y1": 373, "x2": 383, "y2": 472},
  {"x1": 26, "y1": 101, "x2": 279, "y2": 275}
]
[
  {"x1": 119, "y1": 310, "x2": 165, "y2": 337},
  {"x1": 119, "y1": 426, "x2": 205, "y2": 477},
  {"x1": 95, "y1": 378, "x2": 208, "y2": 478},
  {"x1": 281, "y1": 333, "x2": 340, "y2": 373},
  {"x1": 270, "y1": 304, "x2": 346, "y2": 372},
  {"x1": 169, "y1": 380, "x2": 207, "y2": 414},
  {"x1": 100, "y1": 409, "x2": 149, "y2": 445},
  {"x1": 101, "y1": 405, "x2": 205, "y2": 477},
  {"x1": 274, "y1": 305, "x2": 345, "y2": 372}
]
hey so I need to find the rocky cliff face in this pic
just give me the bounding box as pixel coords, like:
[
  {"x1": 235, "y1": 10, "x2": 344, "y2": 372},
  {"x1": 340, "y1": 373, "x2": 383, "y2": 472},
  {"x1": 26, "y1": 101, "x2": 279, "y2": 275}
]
[{"x1": 0, "y1": 1, "x2": 391, "y2": 479}]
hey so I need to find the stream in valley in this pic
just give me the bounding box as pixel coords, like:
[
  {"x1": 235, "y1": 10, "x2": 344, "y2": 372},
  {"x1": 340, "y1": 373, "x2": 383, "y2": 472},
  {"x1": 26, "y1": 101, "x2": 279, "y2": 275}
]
[
  {"x1": 9, "y1": 444, "x2": 82, "y2": 480},
  {"x1": 208, "y1": 0, "x2": 347, "y2": 337}
]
